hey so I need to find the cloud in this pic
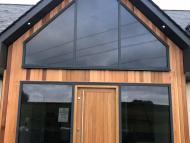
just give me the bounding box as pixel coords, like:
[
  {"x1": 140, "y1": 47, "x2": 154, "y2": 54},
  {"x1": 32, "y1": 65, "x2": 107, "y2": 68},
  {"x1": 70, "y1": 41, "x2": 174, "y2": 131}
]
[{"x1": 23, "y1": 84, "x2": 73, "y2": 103}]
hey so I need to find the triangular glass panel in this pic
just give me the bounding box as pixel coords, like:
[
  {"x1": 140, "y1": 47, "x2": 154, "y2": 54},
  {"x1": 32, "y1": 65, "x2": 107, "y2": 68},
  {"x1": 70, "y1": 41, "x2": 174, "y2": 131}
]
[
  {"x1": 24, "y1": 0, "x2": 168, "y2": 70},
  {"x1": 25, "y1": 3, "x2": 75, "y2": 67},
  {"x1": 120, "y1": 5, "x2": 168, "y2": 70}
]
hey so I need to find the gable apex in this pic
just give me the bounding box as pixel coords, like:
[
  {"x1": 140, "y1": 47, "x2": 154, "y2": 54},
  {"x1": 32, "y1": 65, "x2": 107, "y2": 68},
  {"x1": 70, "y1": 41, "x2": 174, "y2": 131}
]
[{"x1": 0, "y1": 0, "x2": 189, "y2": 74}]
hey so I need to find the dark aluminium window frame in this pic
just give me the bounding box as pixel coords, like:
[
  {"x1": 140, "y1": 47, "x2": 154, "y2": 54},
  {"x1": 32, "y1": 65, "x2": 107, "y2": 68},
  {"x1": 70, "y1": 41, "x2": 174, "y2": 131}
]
[
  {"x1": 16, "y1": 81, "x2": 75, "y2": 143},
  {"x1": 22, "y1": 0, "x2": 170, "y2": 72},
  {"x1": 16, "y1": 81, "x2": 174, "y2": 143}
]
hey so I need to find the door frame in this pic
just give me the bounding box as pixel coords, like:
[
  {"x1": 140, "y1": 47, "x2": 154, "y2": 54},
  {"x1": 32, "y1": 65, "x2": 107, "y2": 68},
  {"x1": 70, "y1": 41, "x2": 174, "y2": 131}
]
[{"x1": 73, "y1": 85, "x2": 120, "y2": 143}]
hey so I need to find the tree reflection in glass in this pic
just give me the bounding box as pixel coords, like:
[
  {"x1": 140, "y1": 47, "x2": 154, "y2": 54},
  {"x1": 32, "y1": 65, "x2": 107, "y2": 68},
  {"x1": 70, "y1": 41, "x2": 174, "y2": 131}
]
[{"x1": 121, "y1": 86, "x2": 171, "y2": 143}]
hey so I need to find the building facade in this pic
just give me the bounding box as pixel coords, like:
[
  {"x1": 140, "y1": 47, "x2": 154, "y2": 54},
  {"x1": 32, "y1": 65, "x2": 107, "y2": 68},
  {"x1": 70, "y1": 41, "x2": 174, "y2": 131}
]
[{"x1": 0, "y1": 0, "x2": 190, "y2": 143}]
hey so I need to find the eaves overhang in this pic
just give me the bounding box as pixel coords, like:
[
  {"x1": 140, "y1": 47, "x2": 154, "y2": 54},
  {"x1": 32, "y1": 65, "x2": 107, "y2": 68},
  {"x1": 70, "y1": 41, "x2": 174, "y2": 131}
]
[
  {"x1": 129, "y1": 0, "x2": 190, "y2": 49},
  {"x1": 0, "y1": 0, "x2": 64, "y2": 70}
]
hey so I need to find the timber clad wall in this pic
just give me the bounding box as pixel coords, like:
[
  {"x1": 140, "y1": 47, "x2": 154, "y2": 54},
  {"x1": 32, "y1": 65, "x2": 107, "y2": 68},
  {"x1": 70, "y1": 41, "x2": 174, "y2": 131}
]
[{"x1": 0, "y1": 0, "x2": 189, "y2": 143}]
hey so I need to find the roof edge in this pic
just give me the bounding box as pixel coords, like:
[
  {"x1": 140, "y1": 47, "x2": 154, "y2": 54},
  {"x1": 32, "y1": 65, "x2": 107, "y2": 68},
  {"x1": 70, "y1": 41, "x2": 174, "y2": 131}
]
[
  {"x1": 0, "y1": 0, "x2": 43, "y2": 37},
  {"x1": 0, "y1": 0, "x2": 64, "y2": 46},
  {"x1": 0, "y1": 0, "x2": 64, "y2": 70},
  {"x1": 129, "y1": 0, "x2": 190, "y2": 49}
]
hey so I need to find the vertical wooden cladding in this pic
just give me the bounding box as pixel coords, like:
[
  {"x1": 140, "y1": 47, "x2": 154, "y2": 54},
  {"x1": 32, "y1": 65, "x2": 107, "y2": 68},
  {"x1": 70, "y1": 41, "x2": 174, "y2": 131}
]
[{"x1": 0, "y1": 0, "x2": 189, "y2": 143}]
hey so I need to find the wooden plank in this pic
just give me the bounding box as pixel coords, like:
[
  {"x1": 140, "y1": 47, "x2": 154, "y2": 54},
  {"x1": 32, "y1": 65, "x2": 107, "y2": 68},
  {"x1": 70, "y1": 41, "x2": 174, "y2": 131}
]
[
  {"x1": 0, "y1": 44, "x2": 13, "y2": 143},
  {"x1": 3, "y1": 34, "x2": 27, "y2": 143},
  {"x1": 176, "y1": 46, "x2": 190, "y2": 143},
  {"x1": 169, "y1": 40, "x2": 181, "y2": 143}
]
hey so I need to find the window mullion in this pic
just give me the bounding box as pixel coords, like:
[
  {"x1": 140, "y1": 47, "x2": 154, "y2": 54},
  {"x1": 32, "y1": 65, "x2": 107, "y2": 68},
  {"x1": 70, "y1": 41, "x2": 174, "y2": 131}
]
[
  {"x1": 73, "y1": 1, "x2": 78, "y2": 66},
  {"x1": 118, "y1": 3, "x2": 121, "y2": 67}
]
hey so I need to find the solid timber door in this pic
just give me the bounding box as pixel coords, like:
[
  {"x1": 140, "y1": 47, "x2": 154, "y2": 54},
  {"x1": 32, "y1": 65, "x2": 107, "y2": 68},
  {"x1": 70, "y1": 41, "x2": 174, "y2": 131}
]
[{"x1": 73, "y1": 86, "x2": 119, "y2": 143}]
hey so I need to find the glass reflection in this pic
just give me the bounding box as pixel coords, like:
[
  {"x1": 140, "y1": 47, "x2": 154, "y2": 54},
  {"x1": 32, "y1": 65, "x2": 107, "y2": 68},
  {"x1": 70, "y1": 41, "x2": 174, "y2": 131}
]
[
  {"x1": 121, "y1": 86, "x2": 171, "y2": 143},
  {"x1": 76, "y1": 0, "x2": 118, "y2": 66},
  {"x1": 24, "y1": 0, "x2": 168, "y2": 70},
  {"x1": 120, "y1": 6, "x2": 168, "y2": 69},
  {"x1": 18, "y1": 84, "x2": 73, "y2": 143},
  {"x1": 25, "y1": 4, "x2": 75, "y2": 66}
]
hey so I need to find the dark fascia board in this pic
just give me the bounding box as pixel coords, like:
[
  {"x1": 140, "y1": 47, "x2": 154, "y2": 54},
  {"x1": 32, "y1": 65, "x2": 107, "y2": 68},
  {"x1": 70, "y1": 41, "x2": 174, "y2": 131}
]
[
  {"x1": 0, "y1": 0, "x2": 64, "y2": 70},
  {"x1": 0, "y1": 0, "x2": 64, "y2": 45},
  {"x1": 129, "y1": 0, "x2": 190, "y2": 49}
]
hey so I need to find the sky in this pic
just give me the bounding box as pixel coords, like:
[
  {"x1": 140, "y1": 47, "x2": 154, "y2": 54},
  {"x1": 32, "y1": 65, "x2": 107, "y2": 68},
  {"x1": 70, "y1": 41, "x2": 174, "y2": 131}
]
[
  {"x1": 153, "y1": 0, "x2": 190, "y2": 10},
  {"x1": 0, "y1": 0, "x2": 189, "y2": 10}
]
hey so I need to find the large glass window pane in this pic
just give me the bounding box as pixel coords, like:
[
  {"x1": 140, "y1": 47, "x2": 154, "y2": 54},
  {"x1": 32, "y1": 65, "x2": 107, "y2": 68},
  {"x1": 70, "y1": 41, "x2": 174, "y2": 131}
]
[
  {"x1": 24, "y1": 1, "x2": 169, "y2": 71},
  {"x1": 18, "y1": 84, "x2": 73, "y2": 143},
  {"x1": 76, "y1": 0, "x2": 118, "y2": 67},
  {"x1": 120, "y1": 5, "x2": 168, "y2": 69},
  {"x1": 121, "y1": 86, "x2": 171, "y2": 143},
  {"x1": 25, "y1": 4, "x2": 75, "y2": 67}
]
